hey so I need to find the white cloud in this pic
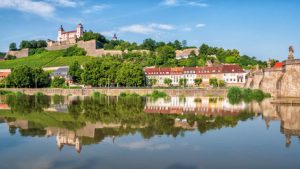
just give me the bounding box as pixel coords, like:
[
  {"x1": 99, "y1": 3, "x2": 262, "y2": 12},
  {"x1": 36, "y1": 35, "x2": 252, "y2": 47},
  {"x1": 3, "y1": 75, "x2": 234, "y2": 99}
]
[
  {"x1": 118, "y1": 141, "x2": 170, "y2": 151},
  {"x1": 149, "y1": 23, "x2": 175, "y2": 30},
  {"x1": 119, "y1": 23, "x2": 175, "y2": 34},
  {"x1": 51, "y1": 0, "x2": 77, "y2": 7},
  {"x1": 196, "y1": 23, "x2": 206, "y2": 28},
  {"x1": 82, "y1": 4, "x2": 109, "y2": 14},
  {"x1": 0, "y1": 0, "x2": 55, "y2": 17},
  {"x1": 161, "y1": 0, "x2": 208, "y2": 7},
  {"x1": 162, "y1": 0, "x2": 178, "y2": 6},
  {"x1": 119, "y1": 24, "x2": 155, "y2": 34},
  {"x1": 187, "y1": 1, "x2": 208, "y2": 7},
  {"x1": 182, "y1": 27, "x2": 192, "y2": 31}
]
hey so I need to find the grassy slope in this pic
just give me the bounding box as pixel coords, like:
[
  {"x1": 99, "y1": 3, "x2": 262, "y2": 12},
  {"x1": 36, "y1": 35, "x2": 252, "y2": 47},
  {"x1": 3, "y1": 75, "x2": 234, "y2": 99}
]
[
  {"x1": 44, "y1": 55, "x2": 95, "y2": 67},
  {"x1": 0, "y1": 50, "x2": 94, "y2": 69}
]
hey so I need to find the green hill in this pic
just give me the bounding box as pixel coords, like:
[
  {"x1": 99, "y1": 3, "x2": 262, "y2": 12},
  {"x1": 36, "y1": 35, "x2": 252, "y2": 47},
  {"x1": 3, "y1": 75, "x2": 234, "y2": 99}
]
[{"x1": 0, "y1": 50, "x2": 94, "y2": 69}]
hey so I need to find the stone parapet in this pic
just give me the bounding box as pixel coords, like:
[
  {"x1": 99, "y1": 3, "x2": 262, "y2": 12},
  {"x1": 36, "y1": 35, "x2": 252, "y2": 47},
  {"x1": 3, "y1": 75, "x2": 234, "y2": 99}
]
[{"x1": 2, "y1": 88, "x2": 227, "y2": 97}]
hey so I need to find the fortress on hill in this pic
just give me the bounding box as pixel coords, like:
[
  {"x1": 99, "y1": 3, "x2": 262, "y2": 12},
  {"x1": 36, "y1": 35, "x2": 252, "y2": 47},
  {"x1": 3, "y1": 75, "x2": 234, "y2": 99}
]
[
  {"x1": 46, "y1": 24, "x2": 150, "y2": 56},
  {"x1": 47, "y1": 24, "x2": 84, "y2": 46}
]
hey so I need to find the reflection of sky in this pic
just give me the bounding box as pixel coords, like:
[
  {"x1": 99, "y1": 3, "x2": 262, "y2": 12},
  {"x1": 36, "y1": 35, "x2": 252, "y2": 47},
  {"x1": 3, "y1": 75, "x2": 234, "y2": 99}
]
[{"x1": 1, "y1": 119, "x2": 300, "y2": 169}]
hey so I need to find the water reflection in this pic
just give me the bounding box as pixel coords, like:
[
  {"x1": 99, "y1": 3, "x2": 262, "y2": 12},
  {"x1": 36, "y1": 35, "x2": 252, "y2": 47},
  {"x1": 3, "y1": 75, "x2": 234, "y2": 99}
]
[{"x1": 0, "y1": 94, "x2": 300, "y2": 153}]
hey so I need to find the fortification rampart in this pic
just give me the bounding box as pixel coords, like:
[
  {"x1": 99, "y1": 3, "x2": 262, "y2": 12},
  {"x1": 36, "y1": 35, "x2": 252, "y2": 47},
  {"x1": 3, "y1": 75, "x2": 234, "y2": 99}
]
[
  {"x1": 260, "y1": 69, "x2": 283, "y2": 96},
  {"x1": 251, "y1": 72, "x2": 263, "y2": 89},
  {"x1": 278, "y1": 60, "x2": 300, "y2": 97},
  {"x1": 5, "y1": 48, "x2": 29, "y2": 58},
  {"x1": 245, "y1": 57, "x2": 300, "y2": 98},
  {"x1": 46, "y1": 40, "x2": 149, "y2": 57}
]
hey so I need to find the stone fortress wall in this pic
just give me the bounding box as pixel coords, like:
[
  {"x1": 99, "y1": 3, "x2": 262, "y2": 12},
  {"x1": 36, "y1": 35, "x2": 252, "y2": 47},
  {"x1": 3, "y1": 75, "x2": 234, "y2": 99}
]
[
  {"x1": 5, "y1": 48, "x2": 29, "y2": 59},
  {"x1": 245, "y1": 46, "x2": 300, "y2": 98},
  {"x1": 46, "y1": 39, "x2": 149, "y2": 57}
]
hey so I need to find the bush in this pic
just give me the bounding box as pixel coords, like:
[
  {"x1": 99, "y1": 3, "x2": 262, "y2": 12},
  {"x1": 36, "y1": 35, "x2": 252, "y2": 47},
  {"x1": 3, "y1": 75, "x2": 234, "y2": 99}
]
[
  {"x1": 63, "y1": 45, "x2": 86, "y2": 57},
  {"x1": 146, "y1": 90, "x2": 168, "y2": 98},
  {"x1": 29, "y1": 48, "x2": 46, "y2": 56},
  {"x1": 251, "y1": 89, "x2": 265, "y2": 102},
  {"x1": 35, "y1": 92, "x2": 44, "y2": 96},
  {"x1": 6, "y1": 55, "x2": 16, "y2": 60},
  {"x1": 228, "y1": 87, "x2": 271, "y2": 104},
  {"x1": 51, "y1": 77, "x2": 65, "y2": 88},
  {"x1": 119, "y1": 92, "x2": 140, "y2": 97},
  {"x1": 0, "y1": 90, "x2": 13, "y2": 95},
  {"x1": 227, "y1": 87, "x2": 243, "y2": 104},
  {"x1": 92, "y1": 92, "x2": 101, "y2": 97}
]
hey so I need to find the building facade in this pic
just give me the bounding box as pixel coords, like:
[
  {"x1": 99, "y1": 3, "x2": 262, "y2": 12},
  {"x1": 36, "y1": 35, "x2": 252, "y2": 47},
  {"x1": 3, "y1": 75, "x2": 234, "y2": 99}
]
[
  {"x1": 144, "y1": 64, "x2": 246, "y2": 87},
  {"x1": 47, "y1": 24, "x2": 84, "y2": 47},
  {"x1": 58, "y1": 24, "x2": 84, "y2": 43}
]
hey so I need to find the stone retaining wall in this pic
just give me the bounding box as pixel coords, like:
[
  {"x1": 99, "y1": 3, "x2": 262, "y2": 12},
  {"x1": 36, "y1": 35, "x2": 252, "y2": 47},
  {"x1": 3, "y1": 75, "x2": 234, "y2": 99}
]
[
  {"x1": 3, "y1": 88, "x2": 227, "y2": 97},
  {"x1": 245, "y1": 59, "x2": 300, "y2": 98}
]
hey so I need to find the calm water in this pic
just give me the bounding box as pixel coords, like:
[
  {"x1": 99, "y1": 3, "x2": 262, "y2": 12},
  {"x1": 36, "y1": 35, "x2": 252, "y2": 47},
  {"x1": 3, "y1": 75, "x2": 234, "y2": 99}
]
[{"x1": 0, "y1": 95, "x2": 300, "y2": 169}]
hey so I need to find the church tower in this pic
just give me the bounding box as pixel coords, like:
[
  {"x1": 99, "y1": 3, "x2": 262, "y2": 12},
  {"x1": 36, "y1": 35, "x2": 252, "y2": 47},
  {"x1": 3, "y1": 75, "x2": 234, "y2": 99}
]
[
  {"x1": 57, "y1": 25, "x2": 64, "y2": 42},
  {"x1": 76, "y1": 23, "x2": 84, "y2": 39}
]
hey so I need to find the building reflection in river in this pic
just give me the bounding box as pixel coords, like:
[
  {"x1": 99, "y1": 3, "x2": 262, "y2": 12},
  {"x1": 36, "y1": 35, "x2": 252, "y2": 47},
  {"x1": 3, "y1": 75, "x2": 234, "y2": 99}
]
[
  {"x1": 1, "y1": 95, "x2": 300, "y2": 151},
  {"x1": 144, "y1": 97, "x2": 246, "y2": 117}
]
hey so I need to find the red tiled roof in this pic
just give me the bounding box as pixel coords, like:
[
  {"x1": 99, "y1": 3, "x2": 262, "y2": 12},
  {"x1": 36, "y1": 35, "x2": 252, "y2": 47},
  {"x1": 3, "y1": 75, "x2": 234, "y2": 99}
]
[
  {"x1": 144, "y1": 64, "x2": 244, "y2": 75},
  {"x1": 0, "y1": 72, "x2": 10, "y2": 77},
  {"x1": 273, "y1": 62, "x2": 283, "y2": 68},
  {"x1": 221, "y1": 64, "x2": 245, "y2": 73}
]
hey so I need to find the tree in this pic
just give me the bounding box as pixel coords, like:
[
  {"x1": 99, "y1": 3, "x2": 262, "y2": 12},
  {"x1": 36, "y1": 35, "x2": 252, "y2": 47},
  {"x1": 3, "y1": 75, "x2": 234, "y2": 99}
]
[
  {"x1": 51, "y1": 76, "x2": 65, "y2": 88},
  {"x1": 199, "y1": 44, "x2": 209, "y2": 55},
  {"x1": 218, "y1": 80, "x2": 226, "y2": 87},
  {"x1": 209, "y1": 78, "x2": 218, "y2": 87},
  {"x1": 63, "y1": 45, "x2": 86, "y2": 56},
  {"x1": 194, "y1": 78, "x2": 202, "y2": 86},
  {"x1": 6, "y1": 66, "x2": 50, "y2": 88},
  {"x1": 79, "y1": 30, "x2": 108, "y2": 48},
  {"x1": 164, "y1": 78, "x2": 172, "y2": 86},
  {"x1": 0, "y1": 52, "x2": 6, "y2": 59},
  {"x1": 82, "y1": 58, "x2": 121, "y2": 87},
  {"x1": 173, "y1": 40, "x2": 182, "y2": 50},
  {"x1": 179, "y1": 78, "x2": 187, "y2": 87},
  {"x1": 6, "y1": 55, "x2": 16, "y2": 60},
  {"x1": 156, "y1": 45, "x2": 176, "y2": 65},
  {"x1": 68, "y1": 61, "x2": 83, "y2": 83},
  {"x1": 140, "y1": 38, "x2": 157, "y2": 51},
  {"x1": 116, "y1": 62, "x2": 145, "y2": 87},
  {"x1": 9, "y1": 42, "x2": 17, "y2": 51},
  {"x1": 149, "y1": 78, "x2": 157, "y2": 86}
]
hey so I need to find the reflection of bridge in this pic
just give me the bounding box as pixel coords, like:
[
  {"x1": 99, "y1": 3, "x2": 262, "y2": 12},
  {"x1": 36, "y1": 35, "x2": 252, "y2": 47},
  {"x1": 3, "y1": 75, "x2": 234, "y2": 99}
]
[
  {"x1": 144, "y1": 97, "x2": 246, "y2": 117},
  {"x1": 249, "y1": 99, "x2": 300, "y2": 147}
]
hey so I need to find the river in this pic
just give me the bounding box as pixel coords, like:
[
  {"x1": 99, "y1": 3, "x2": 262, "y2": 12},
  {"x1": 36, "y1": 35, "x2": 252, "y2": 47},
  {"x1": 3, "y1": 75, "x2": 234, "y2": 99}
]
[{"x1": 0, "y1": 95, "x2": 299, "y2": 169}]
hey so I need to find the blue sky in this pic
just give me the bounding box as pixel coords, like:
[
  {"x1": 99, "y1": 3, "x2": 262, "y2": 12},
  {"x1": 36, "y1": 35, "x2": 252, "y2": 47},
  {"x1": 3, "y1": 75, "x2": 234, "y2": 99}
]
[{"x1": 0, "y1": 0, "x2": 300, "y2": 61}]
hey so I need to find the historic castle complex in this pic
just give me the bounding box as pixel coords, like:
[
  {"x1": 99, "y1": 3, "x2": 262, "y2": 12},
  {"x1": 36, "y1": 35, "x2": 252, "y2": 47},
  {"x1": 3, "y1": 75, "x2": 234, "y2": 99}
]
[{"x1": 47, "y1": 24, "x2": 84, "y2": 46}]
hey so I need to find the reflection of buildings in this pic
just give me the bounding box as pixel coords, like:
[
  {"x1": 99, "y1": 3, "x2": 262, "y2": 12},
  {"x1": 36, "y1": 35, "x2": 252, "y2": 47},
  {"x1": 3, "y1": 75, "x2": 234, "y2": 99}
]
[{"x1": 144, "y1": 97, "x2": 246, "y2": 117}]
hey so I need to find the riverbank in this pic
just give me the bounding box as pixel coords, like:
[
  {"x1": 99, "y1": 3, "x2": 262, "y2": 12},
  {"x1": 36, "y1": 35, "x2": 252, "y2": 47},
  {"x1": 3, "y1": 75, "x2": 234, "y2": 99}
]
[{"x1": 1, "y1": 88, "x2": 227, "y2": 97}]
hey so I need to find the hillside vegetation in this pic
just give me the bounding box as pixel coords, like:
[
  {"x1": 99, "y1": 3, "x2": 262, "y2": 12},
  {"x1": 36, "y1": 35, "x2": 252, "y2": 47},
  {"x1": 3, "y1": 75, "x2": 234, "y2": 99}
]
[{"x1": 0, "y1": 50, "x2": 91, "y2": 69}]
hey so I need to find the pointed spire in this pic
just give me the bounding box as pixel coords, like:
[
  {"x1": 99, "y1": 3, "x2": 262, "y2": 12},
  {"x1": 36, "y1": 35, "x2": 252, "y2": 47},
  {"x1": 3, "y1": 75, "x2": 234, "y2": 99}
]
[{"x1": 59, "y1": 25, "x2": 64, "y2": 31}]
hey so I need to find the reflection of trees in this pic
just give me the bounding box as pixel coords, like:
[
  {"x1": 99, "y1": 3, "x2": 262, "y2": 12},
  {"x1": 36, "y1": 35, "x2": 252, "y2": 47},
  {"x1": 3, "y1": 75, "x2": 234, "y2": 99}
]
[
  {"x1": 6, "y1": 94, "x2": 50, "y2": 114},
  {"x1": 1, "y1": 95, "x2": 256, "y2": 145},
  {"x1": 68, "y1": 99, "x2": 83, "y2": 120}
]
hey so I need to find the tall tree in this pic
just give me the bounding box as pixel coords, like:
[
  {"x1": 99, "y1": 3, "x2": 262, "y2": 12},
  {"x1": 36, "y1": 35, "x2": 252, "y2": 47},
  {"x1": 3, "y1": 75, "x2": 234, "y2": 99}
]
[
  {"x1": 140, "y1": 38, "x2": 157, "y2": 51},
  {"x1": 9, "y1": 42, "x2": 17, "y2": 51},
  {"x1": 68, "y1": 61, "x2": 83, "y2": 83}
]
